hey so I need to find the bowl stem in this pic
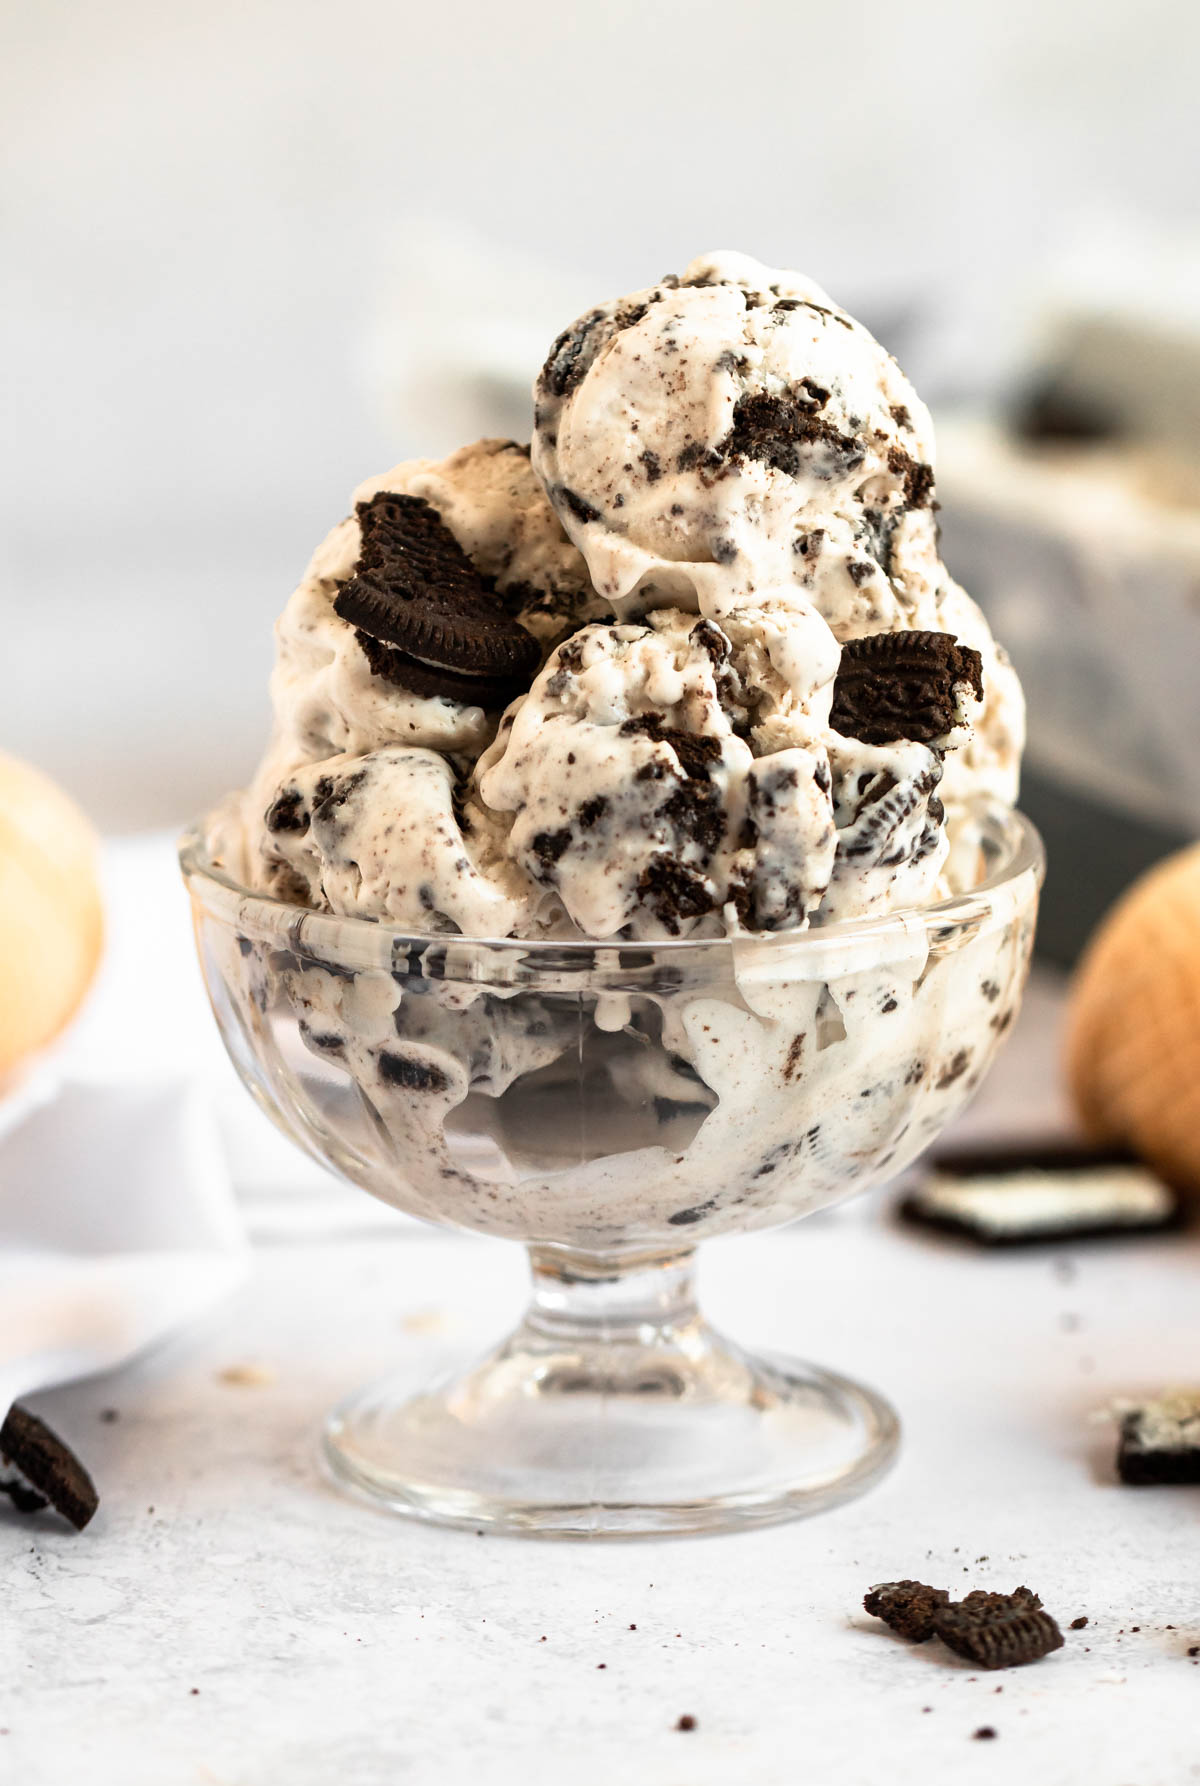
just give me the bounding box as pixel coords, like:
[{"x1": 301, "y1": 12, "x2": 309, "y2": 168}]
[{"x1": 322, "y1": 1236, "x2": 899, "y2": 1537}]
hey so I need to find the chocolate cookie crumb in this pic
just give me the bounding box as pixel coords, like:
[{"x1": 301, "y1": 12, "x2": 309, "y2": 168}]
[
  {"x1": 886, "y1": 444, "x2": 936, "y2": 508},
  {"x1": 667, "y1": 1200, "x2": 717, "y2": 1226},
  {"x1": 935, "y1": 1048, "x2": 972, "y2": 1090},
  {"x1": 264, "y1": 788, "x2": 310, "y2": 835},
  {"x1": 675, "y1": 1715, "x2": 697, "y2": 1732},
  {"x1": 378, "y1": 1052, "x2": 450, "y2": 1095},
  {"x1": 1070, "y1": 1616, "x2": 1088, "y2": 1630},
  {"x1": 636, "y1": 856, "x2": 715, "y2": 933},
  {"x1": 530, "y1": 828, "x2": 573, "y2": 876},
  {"x1": 973, "y1": 1727, "x2": 997, "y2": 1741},
  {"x1": 558, "y1": 486, "x2": 602, "y2": 526},
  {"x1": 864, "y1": 1580, "x2": 950, "y2": 1643}
]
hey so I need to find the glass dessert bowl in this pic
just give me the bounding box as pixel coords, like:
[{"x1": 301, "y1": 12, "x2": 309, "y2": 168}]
[{"x1": 181, "y1": 805, "x2": 1041, "y2": 1537}]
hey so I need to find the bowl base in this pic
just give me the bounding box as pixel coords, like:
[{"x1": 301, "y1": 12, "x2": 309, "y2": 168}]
[{"x1": 320, "y1": 1314, "x2": 898, "y2": 1538}]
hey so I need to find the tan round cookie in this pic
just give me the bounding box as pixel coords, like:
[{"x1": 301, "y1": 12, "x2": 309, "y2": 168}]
[
  {"x1": 1066, "y1": 843, "x2": 1200, "y2": 1198},
  {"x1": 0, "y1": 753, "x2": 104, "y2": 1079}
]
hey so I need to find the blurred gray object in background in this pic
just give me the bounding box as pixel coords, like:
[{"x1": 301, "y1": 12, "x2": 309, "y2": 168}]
[{"x1": 937, "y1": 216, "x2": 1200, "y2": 960}]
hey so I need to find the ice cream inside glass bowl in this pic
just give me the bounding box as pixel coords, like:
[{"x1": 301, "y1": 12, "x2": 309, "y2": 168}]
[{"x1": 184, "y1": 252, "x2": 1040, "y2": 1535}]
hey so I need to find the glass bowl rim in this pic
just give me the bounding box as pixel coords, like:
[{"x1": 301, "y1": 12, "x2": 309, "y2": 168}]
[{"x1": 179, "y1": 804, "x2": 1044, "y2": 961}]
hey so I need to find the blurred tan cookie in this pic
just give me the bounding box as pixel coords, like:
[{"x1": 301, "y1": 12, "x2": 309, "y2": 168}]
[
  {"x1": 1066, "y1": 844, "x2": 1200, "y2": 1198},
  {"x1": 0, "y1": 753, "x2": 104, "y2": 1080}
]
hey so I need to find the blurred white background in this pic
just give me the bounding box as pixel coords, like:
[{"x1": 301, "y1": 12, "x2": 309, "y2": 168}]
[{"x1": 5, "y1": 0, "x2": 1200, "y2": 829}]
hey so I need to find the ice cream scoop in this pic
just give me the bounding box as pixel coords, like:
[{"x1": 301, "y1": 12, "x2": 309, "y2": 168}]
[{"x1": 532, "y1": 250, "x2": 936, "y2": 633}]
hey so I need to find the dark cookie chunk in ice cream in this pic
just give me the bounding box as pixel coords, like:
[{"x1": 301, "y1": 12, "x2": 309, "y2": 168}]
[
  {"x1": 836, "y1": 762, "x2": 942, "y2": 866},
  {"x1": 379, "y1": 1051, "x2": 451, "y2": 1095},
  {"x1": 0, "y1": 1404, "x2": 98, "y2": 1531},
  {"x1": 668, "y1": 1198, "x2": 718, "y2": 1226},
  {"x1": 932, "y1": 1589, "x2": 1063, "y2": 1671},
  {"x1": 658, "y1": 781, "x2": 725, "y2": 854},
  {"x1": 619, "y1": 715, "x2": 722, "y2": 782},
  {"x1": 637, "y1": 855, "x2": 716, "y2": 933},
  {"x1": 864, "y1": 1580, "x2": 950, "y2": 1643},
  {"x1": 719, "y1": 389, "x2": 866, "y2": 480},
  {"x1": 264, "y1": 787, "x2": 310, "y2": 835},
  {"x1": 886, "y1": 444, "x2": 936, "y2": 508},
  {"x1": 530, "y1": 828, "x2": 573, "y2": 878},
  {"x1": 334, "y1": 492, "x2": 539, "y2": 697},
  {"x1": 556, "y1": 486, "x2": 603, "y2": 526},
  {"x1": 539, "y1": 300, "x2": 649, "y2": 400},
  {"x1": 830, "y1": 632, "x2": 984, "y2": 746},
  {"x1": 540, "y1": 307, "x2": 608, "y2": 398}
]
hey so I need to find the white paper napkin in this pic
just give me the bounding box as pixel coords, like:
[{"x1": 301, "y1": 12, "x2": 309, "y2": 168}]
[
  {"x1": 0, "y1": 1079, "x2": 248, "y2": 1422},
  {"x1": 58, "y1": 830, "x2": 403, "y2": 1236}
]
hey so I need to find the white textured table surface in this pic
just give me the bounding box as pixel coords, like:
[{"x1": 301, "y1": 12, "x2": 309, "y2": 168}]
[{"x1": 5, "y1": 840, "x2": 1200, "y2": 1786}]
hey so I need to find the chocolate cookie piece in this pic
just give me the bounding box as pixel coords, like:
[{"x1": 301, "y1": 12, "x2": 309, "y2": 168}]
[
  {"x1": 885, "y1": 444, "x2": 936, "y2": 508},
  {"x1": 264, "y1": 787, "x2": 310, "y2": 835},
  {"x1": 334, "y1": 492, "x2": 539, "y2": 697},
  {"x1": 719, "y1": 389, "x2": 866, "y2": 480},
  {"x1": 353, "y1": 629, "x2": 519, "y2": 707},
  {"x1": 830, "y1": 631, "x2": 984, "y2": 746},
  {"x1": 540, "y1": 307, "x2": 608, "y2": 398},
  {"x1": 835, "y1": 762, "x2": 942, "y2": 864},
  {"x1": 378, "y1": 1051, "x2": 450, "y2": 1095},
  {"x1": 636, "y1": 854, "x2": 716, "y2": 933},
  {"x1": 539, "y1": 300, "x2": 649, "y2": 401},
  {"x1": 619, "y1": 714, "x2": 723, "y2": 781},
  {"x1": 932, "y1": 1589, "x2": 1063, "y2": 1671},
  {"x1": 864, "y1": 1580, "x2": 950, "y2": 1642},
  {"x1": 0, "y1": 1403, "x2": 98, "y2": 1531},
  {"x1": 1117, "y1": 1394, "x2": 1200, "y2": 1485},
  {"x1": 899, "y1": 1145, "x2": 1181, "y2": 1248}
]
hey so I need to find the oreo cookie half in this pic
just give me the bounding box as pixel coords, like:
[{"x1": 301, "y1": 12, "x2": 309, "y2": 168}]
[
  {"x1": 0, "y1": 1403, "x2": 98, "y2": 1531},
  {"x1": 334, "y1": 492, "x2": 540, "y2": 701},
  {"x1": 831, "y1": 631, "x2": 984, "y2": 746},
  {"x1": 353, "y1": 630, "x2": 521, "y2": 708}
]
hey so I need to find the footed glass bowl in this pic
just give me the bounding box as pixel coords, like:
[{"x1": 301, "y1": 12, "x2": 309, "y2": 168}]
[{"x1": 180, "y1": 809, "x2": 1042, "y2": 1537}]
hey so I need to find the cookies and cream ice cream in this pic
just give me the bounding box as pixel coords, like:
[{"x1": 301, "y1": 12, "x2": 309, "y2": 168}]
[
  {"x1": 196, "y1": 251, "x2": 1036, "y2": 1255},
  {"x1": 213, "y1": 251, "x2": 1022, "y2": 944}
]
